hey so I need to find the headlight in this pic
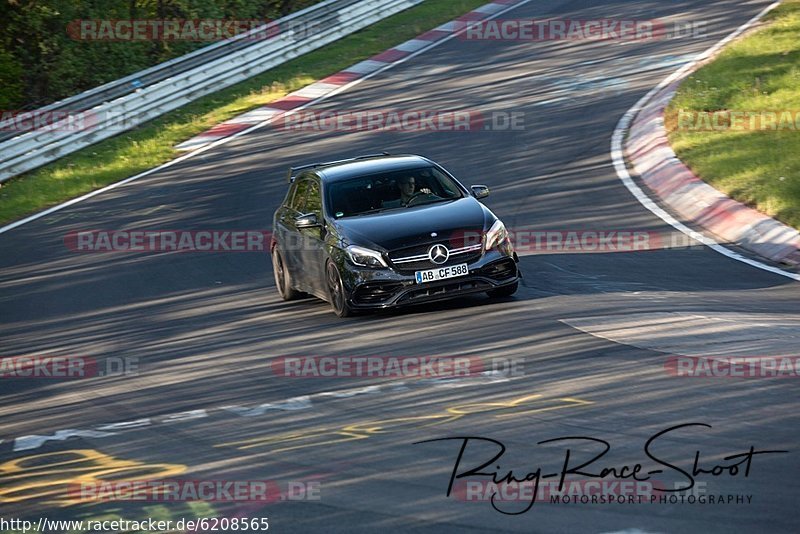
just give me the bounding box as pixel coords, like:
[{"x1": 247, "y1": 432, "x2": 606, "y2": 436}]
[
  {"x1": 346, "y1": 245, "x2": 388, "y2": 268},
  {"x1": 484, "y1": 219, "x2": 509, "y2": 251}
]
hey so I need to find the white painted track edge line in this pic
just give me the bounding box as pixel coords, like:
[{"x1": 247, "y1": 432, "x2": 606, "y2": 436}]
[
  {"x1": 0, "y1": 0, "x2": 534, "y2": 236},
  {"x1": 611, "y1": 1, "x2": 799, "y2": 282}
]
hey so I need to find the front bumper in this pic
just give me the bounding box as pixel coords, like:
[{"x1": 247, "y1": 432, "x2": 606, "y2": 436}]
[{"x1": 340, "y1": 249, "x2": 520, "y2": 310}]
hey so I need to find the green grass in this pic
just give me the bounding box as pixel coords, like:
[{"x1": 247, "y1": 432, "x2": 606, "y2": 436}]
[
  {"x1": 0, "y1": 0, "x2": 488, "y2": 225},
  {"x1": 666, "y1": 0, "x2": 800, "y2": 230}
]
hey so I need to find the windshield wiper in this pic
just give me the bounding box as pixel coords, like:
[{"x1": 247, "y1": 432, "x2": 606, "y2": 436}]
[
  {"x1": 354, "y1": 208, "x2": 390, "y2": 216},
  {"x1": 409, "y1": 196, "x2": 456, "y2": 207}
]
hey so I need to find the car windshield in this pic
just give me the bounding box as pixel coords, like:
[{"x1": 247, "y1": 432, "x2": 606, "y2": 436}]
[{"x1": 326, "y1": 166, "x2": 464, "y2": 219}]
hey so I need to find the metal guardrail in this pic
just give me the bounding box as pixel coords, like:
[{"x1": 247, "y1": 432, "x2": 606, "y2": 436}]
[{"x1": 0, "y1": 0, "x2": 424, "y2": 183}]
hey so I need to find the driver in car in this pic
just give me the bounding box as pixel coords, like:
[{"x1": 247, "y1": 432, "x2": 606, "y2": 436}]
[{"x1": 383, "y1": 176, "x2": 433, "y2": 208}]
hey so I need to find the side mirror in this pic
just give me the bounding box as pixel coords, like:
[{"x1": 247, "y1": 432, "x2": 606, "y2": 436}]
[
  {"x1": 295, "y1": 213, "x2": 321, "y2": 228},
  {"x1": 471, "y1": 185, "x2": 490, "y2": 199}
]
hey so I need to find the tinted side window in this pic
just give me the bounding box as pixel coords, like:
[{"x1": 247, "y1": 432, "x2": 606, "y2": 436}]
[
  {"x1": 305, "y1": 180, "x2": 322, "y2": 216},
  {"x1": 289, "y1": 179, "x2": 309, "y2": 212}
]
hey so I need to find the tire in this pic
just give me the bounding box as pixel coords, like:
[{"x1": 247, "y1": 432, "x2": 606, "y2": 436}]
[
  {"x1": 487, "y1": 281, "x2": 518, "y2": 299},
  {"x1": 326, "y1": 260, "x2": 354, "y2": 318},
  {"x1": 272, "y1": 246, "x2": 300, "y2": 301}
]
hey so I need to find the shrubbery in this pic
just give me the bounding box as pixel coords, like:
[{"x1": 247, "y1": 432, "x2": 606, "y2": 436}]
[{"x1": 0, "y1": 0, "x2": 315, "y2": 109}]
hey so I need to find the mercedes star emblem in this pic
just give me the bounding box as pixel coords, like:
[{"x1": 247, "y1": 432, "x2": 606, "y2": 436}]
[{"x1": 428, "y1": 244, "x2": 450, "y2": 265}]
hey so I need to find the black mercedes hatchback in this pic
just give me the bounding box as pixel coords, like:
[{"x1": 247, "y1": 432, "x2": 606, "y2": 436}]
[{"x1": 271, "y1": 154, "x2": 520, "y2": 317}]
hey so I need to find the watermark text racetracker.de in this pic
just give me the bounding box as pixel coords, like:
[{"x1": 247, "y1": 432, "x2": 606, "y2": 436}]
[
  {"x1": 69, "y1": 479, "x2": 320, "y2": 502},
  {"x1": 0, "y1": 110, "x2": 99, "y2": 132},
  {"x1": 666, "y1": 356, "x2": 800, "y2": 378},
  {"x1": 270, "y1": 355, "x2": 523, "y2": 378},
  {"x1": 455, "y1": 229, "x2": 704, "y2": 254},
  {"x1": 65, "y1": 18, "x2": 326, "y2": 41},
  {"x1": 0, "y1": 110, "x2": 165, "y2": 133},
  {"x1": 456, "y1": 18, "x2": 708, "y2": 41},
  {"x1": 0, "y1": 517, "x2": 270, "y2": 533},
  {"x1": 671, "y1": 110, "x2": 800, "y2": 131},
  {"x1": 0, "y1": 356, "x2": 138, "y2": 378},
  {"x1": 64, "y1": 230, "x2": 273, "y2": 253},
  {"x1": 276, "y1": 110, "x2": 525, "y2": 132}
]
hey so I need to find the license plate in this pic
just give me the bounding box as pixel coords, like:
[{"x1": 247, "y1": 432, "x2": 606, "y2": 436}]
[{"x1": 415, "y1": 263, "x2": 469, "y2": 284}]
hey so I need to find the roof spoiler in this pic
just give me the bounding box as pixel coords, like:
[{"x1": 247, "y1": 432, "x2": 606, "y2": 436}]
[{"x1": 286, "y1": 152, "x2": 392, "y2": 183}]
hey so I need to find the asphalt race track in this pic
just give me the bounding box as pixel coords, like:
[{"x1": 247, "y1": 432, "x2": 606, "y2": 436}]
[{"x1": 1, "y1": 0, "x2": 799, "y2": 532}]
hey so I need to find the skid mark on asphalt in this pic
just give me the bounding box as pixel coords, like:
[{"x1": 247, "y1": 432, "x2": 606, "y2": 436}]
[
  {"x1": 561, "y1": 312, "x2": 800, "y2": 357},
  {"x1": 218, "y1": 393, "x2": 592, "y2": 454},
  {"x1": 521, "y1": 260, "x2": 654, "y2": 296}
]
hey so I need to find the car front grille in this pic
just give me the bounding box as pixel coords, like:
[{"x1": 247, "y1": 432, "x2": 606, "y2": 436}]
[
  {"x1": 396, "y1": 279, "x2": 492, "y2": 304},
  {"x1": 388, "y1": 243, "x2": 483, "y2": 272}
]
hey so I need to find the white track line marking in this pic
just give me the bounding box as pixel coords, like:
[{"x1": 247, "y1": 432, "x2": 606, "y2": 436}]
[{"x1": 611, "y1": 2, "x2": 799, "y2": 282}]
